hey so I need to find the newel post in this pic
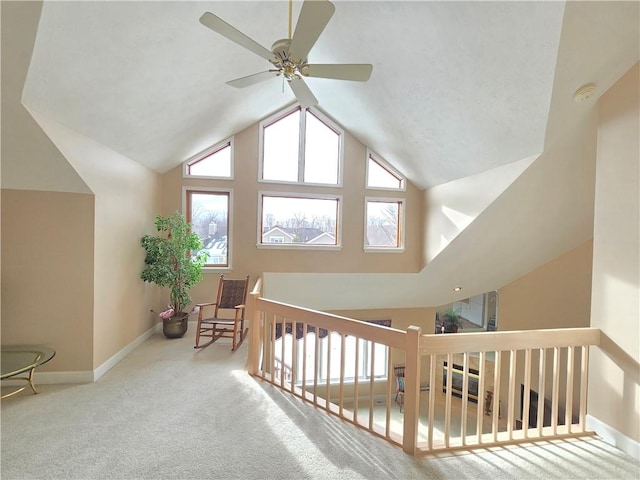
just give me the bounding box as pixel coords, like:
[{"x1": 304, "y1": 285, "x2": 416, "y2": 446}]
[
  {"x1": 245, "y1": 291, "x2": 261, "y2": 375},
  {"x1": 403, "y1": 325, "x2": 422, "y2": 455}
]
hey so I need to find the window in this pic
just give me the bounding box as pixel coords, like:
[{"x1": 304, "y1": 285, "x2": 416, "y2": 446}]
[
  {"x1": 185, "y1": 188, "x2": 231, "y2": 268},
  {"x1": 275, "y1": 332, "x2": 388, "y2": 385},
  {"x1": 259, "y1": 192, "x2": 341, "y2": 248},
  {"x1": 183, "y1": 138, "x2": 233, "y2": 179},
  {"x1": 259, "y1": 106, "x2": 343, "y2": 186},
  {"x1": 365, "y1": 197, "x2": 404, "y2": 250},
  {"x1": 366, "y1": 150, "x2": 405, "y2": 190}
]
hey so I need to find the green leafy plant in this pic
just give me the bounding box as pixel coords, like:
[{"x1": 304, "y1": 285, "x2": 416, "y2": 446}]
[
  {"x1": 140, "y1": 211, "x2": 209, "y2": 316},
  {"x1": 442, "y1": 307, "x2": 463, "y2": 330}
]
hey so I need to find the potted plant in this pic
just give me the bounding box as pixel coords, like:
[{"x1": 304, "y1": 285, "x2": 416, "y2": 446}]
[
  {"x1": 141, "y1": 211, "x2": 209, "y2": 338},
  {"x1": 442, "y1": 307, "x2": 463, "y2": 333}
]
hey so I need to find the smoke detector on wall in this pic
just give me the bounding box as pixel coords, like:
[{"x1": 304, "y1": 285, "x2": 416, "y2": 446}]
[{"x1": 573, "y1": 83, "x2": 597, "y2": 103}]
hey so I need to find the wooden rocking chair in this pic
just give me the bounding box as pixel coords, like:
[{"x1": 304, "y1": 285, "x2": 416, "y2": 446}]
[{"x1": 194, "y1": 275, "x2": 250, "y2": 351}]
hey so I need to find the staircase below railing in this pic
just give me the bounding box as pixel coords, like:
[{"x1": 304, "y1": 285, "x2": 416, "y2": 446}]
[{"x1": 246, "y1": 280, "x2": 600, "y2": 456}]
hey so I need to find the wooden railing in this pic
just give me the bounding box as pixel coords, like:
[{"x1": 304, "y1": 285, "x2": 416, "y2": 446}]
[{"x1": 246, "y1": 281, "x2": 601, "y2": 455}]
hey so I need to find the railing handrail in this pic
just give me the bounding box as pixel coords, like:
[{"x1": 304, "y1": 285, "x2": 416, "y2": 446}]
[
  {"x1": 256, "y1": 297, "x2": 406, "y2": 349},
  {"x1": 419, "y1": 327, "x2": 601, "y2": 354},
  {"x1": 247, "y1": 287, "x2": 600, "y2": 456}
]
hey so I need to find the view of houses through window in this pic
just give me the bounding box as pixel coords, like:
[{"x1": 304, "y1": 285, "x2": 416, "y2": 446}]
[
  {"x1": 260, "y1": 194, "x2": 339, "y2": 246},
  {"x1": 183, "y1": 107, "x2": 408, "y2": 265},
  {"x1": 365, "y1": 198, "x2": 404, "y2": 248},
  {"x1": 186, "y1": 189, "x2": 230, "y2": 267}
]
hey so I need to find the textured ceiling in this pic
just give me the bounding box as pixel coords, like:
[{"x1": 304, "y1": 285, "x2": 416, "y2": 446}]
[
  {"x1": 20, "y1": 0, "x2": 571, "y2": 189},
  {"x1": 11, "y1": 0, "x2": 639, "y2": 307}
]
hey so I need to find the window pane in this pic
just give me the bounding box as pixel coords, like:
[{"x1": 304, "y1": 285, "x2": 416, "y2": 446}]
[
  {"x1": 304, "y1": 111, "x2": 339, "y2": 184},
  {"x1": 367, "y1": 156, "x2": 403, "y2": 189},
  {"x1": 187, "y1": 143, "x2": 231, "y2": 177},
  {"x1": 261, "y1": 196, "x2": 338, "y2": 245},
  {"x1": 366, "y1": 200, "x2": 400, "y2": 247},
  {"x1": 187, "y1": 191, "x2": 229, "y2": 267},
  {"x1": 262, "y1": 109, "x2": 300, "y2": 182}
]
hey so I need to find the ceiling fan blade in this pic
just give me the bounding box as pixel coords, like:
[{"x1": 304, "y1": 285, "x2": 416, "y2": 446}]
[
  {"x1": 200, "y1": 12, "x2": 276, "y2": 62},
  {"x1": 289, "y1": 0, "x2": 335, "y2": 62},
  {"x1": 288, "y1": 77, "x2": 318, "y2": 108},
  {"x1": 303, "y1": 64, "x2": 373, "y2": 82},
  {"x1": 226, "y1": 71, "x2": 278, "y2": 88}
]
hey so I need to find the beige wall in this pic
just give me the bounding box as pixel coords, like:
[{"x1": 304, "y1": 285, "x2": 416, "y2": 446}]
[
  {"x1": 498, "y1": 240, "x2": 593, "y2": 331},
  {"x1": 163, "y1": 119, "x2": 424, "y2": 307},
  {"x1": 589, "y1": 63, "x2": 639, "y2": 444},
  {"x1": 28, "y1": 110, "x2": 163, "y2": 368},
  {"x1": 1, "y1": 1, "x2": 162, "y2": 371},
  {"x1": 1, "y1": 190, "x2": 95, "y2": 371},
  {"x1": 423, "y1": 156, "x2": 536, "y2": 265}
]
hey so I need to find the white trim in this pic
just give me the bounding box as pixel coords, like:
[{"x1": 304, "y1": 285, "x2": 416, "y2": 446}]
[
  {"x1": 182, "y1": 136, "x2": 234, "y2": 180},
  {"x1": 364, "y1": 247, "x2": 406, "y2": 253},
  {"x1": 182, "y1": 186, "x2": 233, "y2": 270},
  {"x1": 93, "y1": 323, "x2": 161, "y2": 381},
  {"x1": 257, "y1": 244, "x2": 342, "y2": 251},
  {"x1": 2, "y1": 323, "x2": 161, "y2": 386},
  {"x1": 586, "y1": 414, "x2": 640, "y2": 461},
  {"x1": 365, "y1": 148, "x2": 406, "y2": 191},
  {"x1": 364, "y1": 196, "x2": 406, "y2": 251}
]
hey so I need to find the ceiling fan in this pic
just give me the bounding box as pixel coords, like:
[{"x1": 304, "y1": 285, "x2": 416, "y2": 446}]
[{"x1": 199, "y1": 0, "x2": 373, "y2": 108}]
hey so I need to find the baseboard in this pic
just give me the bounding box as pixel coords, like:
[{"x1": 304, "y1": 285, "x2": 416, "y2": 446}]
[
  {"x1": 93, "y1": 323, "x2": 162, "y2": 381},
  {"x1": 3, "y1": 323, "x2": 161, "y2": 387},
  {"x1": 587, "y1": 414, "x2": 640, "y2": 461},
  {"x1": 2, "y1": 370, "x2": 94, "y2": 386}
]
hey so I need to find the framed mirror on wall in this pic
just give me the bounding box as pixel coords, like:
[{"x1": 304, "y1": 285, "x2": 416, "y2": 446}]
[{"x1": 434, "y1": 290, "x2": 498, "y2": 334}]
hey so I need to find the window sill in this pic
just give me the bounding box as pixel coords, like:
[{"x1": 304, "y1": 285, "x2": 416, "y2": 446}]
[
  {"x1": 202, "y1": 266, "x2": 233, "y2": 272},
  {"x1": 257, "y1": 244, "x2": 342, "y2": 251},
  {"x1": 364, "y1": 247, "x2": 405, "y2": 253}
]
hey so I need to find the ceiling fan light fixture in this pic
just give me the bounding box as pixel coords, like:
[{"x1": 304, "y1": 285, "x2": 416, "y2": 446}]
[{"x1": 200, "y1": 0, "x2": 372, "y2": 108}]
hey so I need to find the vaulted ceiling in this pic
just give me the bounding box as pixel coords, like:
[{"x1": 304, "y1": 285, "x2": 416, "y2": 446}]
[
  {"x1": 21, "y1": 1, "x2": 639, "y2": 191},
  {"x1": 2, "y1": 0, "x2": 637, "y2": 309}
]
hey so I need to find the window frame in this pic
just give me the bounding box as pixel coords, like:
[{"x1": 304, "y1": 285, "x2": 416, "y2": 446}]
[
  {"x1": 365, "y1": 149, "x2": 406, "y2": 191},
  {"x1": 183, "y1": 187, "x2": 233, "y2": 270},
  {"x1": 182, "y1": 137, "x2": 234, "y2": 180},
  {"x1": 258, "y1": 105, "x2": 344, "y2": 187},
  {"x1": 257, "y1": 191, "x2": 343, "y2": 250},
  {"x1": 364, "y1": 196, "x2": 406, "y2": 252}
]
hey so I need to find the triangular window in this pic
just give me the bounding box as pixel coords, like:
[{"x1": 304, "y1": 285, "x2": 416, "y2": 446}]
[
  {"x1": 366, "y1": 151, "x2": 405, "y2": 190},
  {"x1": 184, "y1": 138, "x2": 233, "y2": 178}
]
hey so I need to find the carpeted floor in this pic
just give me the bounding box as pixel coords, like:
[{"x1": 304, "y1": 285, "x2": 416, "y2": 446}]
[{"x1": 1, "y1": 326, "x2": 639, "y2": 480}]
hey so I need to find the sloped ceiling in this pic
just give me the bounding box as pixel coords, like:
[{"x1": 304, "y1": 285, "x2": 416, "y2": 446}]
[
  {"x1": 11, "y1": 0, "x2": 640, "y2": 307},
  {"x1": 19, "y1": 0, "x2": 575, "y2": 189}
]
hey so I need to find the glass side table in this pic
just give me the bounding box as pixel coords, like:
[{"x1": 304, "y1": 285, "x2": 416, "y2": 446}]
[{"x1": 1, "y1": 345, "x2": 56, "y2": 399}]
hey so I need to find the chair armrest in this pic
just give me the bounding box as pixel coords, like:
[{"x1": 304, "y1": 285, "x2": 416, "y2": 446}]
[
  {"x1": 196, "y1": 302, "x2": 217, "y2": 307},
  {"x1": 234, "y1": 304, "x2": 246, "y2": 309}
]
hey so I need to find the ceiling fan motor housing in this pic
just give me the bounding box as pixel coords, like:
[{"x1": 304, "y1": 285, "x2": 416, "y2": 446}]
[{"x1": 271, "y1": 38, "x2": 292, "y2": 61}]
